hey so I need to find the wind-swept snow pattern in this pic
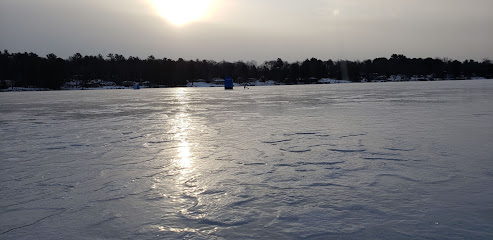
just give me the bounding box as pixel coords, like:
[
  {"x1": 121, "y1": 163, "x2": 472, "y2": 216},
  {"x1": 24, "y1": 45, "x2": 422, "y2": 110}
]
[{"x1": 1, "y1": 80, "x2": 493, "y2": 239}]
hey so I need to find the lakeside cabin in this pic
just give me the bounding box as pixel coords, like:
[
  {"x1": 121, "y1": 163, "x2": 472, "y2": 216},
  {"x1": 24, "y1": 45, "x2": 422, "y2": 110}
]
[{"x1": 212, "y1": 78, "x2": 225, "y2": 85}]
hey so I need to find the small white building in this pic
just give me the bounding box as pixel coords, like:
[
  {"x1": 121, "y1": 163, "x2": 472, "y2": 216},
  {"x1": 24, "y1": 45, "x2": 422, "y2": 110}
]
[{"x1": 212, "y1": 78, "x2": 225, "y2": 85}]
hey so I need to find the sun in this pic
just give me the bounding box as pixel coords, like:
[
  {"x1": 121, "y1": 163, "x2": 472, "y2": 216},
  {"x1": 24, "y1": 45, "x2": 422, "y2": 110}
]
[{"x1": 148, "y1": 0, "x2": 214, "y2": 26}]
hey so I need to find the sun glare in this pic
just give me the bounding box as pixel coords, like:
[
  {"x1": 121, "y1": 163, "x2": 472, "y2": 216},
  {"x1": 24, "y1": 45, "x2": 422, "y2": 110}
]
[{"x1": 148, "y1": 0, "x2": 214, "y2": 26}]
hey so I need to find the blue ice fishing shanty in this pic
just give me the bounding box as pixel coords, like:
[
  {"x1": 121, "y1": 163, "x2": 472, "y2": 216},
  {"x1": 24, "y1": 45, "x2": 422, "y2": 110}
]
[{"x1": 224, "y1": 77, "x2": 233, "y2": 90}]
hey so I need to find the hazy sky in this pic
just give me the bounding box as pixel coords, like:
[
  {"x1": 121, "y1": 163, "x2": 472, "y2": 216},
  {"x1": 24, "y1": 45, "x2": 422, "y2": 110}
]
[{"x1": 1, "y1": 0, "x2": 492, "y2": 62}]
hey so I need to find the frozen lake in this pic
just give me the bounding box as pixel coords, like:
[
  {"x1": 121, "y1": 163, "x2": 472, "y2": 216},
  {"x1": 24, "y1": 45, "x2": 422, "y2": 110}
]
[{"x1": 1, "y1": 80, "x2": 493, "y2": 239}]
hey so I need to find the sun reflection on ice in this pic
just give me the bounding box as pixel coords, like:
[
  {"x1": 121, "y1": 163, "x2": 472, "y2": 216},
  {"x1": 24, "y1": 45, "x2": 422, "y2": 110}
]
[
  {"x1": 177, "y1": 138, "x2": 192, "y2": 168},
  {"x1": 152, "y1": 88, "x2": 205, "y2": 224},
  {"x1": 171, "y1": 89, "x2": 194, "y2": 173}
]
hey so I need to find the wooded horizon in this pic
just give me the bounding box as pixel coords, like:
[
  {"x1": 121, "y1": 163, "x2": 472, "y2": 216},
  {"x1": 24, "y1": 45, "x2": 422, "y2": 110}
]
[{"x1": 1, "y1": 50, "x2": 492, "y2": 89}]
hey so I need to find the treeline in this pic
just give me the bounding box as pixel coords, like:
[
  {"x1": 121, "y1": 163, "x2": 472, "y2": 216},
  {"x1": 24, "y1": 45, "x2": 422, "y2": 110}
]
[{"x1": 1, "y1": 50, "x2": 492, "y2": 89}]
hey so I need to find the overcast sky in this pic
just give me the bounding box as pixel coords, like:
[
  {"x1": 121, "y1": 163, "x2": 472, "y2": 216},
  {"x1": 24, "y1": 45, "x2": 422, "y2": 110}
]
[{"x1": 1, "y1": 0, "x2": 492, "y2": 63}]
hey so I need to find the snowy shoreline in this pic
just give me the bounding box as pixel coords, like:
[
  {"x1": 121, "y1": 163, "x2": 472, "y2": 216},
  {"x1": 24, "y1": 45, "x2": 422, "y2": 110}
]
[{"x1": 0, "y1": 78, "x2": 490, "y2": 92}]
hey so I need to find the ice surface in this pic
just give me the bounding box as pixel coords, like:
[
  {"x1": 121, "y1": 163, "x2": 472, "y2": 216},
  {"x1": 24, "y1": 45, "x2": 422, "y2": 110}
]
[{"x1": 1, "y1": 80, "x2": 493, "y2": 239}]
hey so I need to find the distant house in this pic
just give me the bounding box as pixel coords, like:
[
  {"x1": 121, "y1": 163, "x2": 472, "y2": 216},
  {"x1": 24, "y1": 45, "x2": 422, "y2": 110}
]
[
  {"x1": 100, "y1": 80, "x2": 116, "y2": 86},
  {"x1": 187, "y1": 79, "x2": 208, "y2": 87},
  {"x1": 122, "y1": 81, "x2": 137, "y2": 87},
  {"x1": 388, "y1": 75, "x2": 405, "y2": 82},
  {"x1": 212, "y1": 78, "x2": 225, "y2": 85},
  {"x1": 84, "y1": 80, "x2": 100, "y2": 88},
  {"x1": 62, "y1": 80, "x2": 83, "y2": 88},
  {"x1": 318, "y1": 78, "x2": 334, "y2": 84},
  {"x1": 318, "y1": 78, "x2": 352, "y2": 84}
]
